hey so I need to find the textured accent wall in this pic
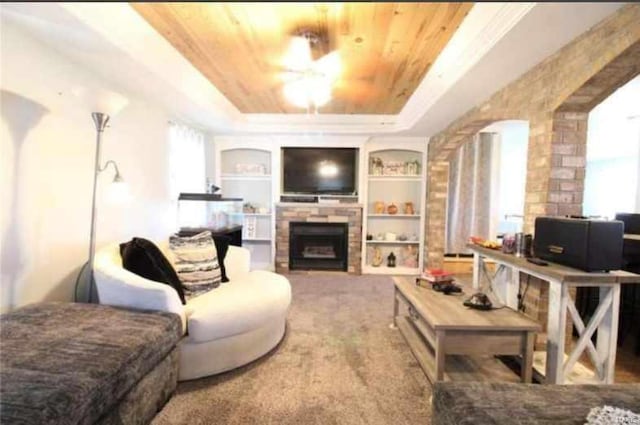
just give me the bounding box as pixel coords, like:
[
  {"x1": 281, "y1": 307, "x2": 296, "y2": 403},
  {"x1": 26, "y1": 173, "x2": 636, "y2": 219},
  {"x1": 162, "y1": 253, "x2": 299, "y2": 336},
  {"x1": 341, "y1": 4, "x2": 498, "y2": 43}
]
[
  {"x1": 275, "y1": 205, "x2": 363, "y2": 274},
  {"x1": 424, "y1": 5, "x2": 640, "y2": 329},
  {"x1": 425, "y1": 4, "x2": 640, "y2": 266},
  {"x1": 425, "y1": 162, "x2": 449, "y2": 270}
]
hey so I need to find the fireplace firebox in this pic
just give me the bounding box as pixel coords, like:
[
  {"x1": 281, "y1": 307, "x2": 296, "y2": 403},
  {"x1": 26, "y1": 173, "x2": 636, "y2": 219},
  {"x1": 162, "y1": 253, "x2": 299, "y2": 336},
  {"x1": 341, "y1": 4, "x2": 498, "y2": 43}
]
[{"x1": 289, "y1": 222, "x2": 348, "y2": 271}]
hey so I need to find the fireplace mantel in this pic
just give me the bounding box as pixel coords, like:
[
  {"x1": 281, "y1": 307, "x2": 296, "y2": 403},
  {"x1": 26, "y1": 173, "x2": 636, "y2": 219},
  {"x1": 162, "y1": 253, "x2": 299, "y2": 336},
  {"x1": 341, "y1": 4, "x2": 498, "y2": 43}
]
[{"x1": 276, "y1": 202, "x2": 363, "y2": 208}]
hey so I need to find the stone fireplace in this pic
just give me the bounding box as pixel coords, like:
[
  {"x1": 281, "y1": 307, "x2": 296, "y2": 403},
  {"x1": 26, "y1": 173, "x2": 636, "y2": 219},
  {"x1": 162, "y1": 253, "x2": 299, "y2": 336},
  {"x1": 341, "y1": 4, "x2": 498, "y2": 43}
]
[
  {"x1": 289, "y1": 222, "x2": 348, "y2": 271},
  {"x1": 275, "y1": 203, "x2": 362, "y2": 274}
]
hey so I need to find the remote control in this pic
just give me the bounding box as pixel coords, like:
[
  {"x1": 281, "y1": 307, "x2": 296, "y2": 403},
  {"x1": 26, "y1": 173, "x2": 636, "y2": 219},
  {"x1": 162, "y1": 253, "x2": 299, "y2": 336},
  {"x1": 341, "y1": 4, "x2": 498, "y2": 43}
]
[{"x1": 527, "y1": 257, "x2": 548, "y2": 266}]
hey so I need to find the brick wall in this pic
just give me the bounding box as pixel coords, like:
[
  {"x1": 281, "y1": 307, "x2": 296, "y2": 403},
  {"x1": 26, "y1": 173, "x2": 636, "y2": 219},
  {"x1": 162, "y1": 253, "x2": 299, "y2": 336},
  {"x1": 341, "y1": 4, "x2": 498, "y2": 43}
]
[
  {"x1": 424, "y1": 5, "x2": 640, "y2": 332},
  {"x1": 425, "y1": 160, "x2": 449, "y2": 270},
  {"x1": 275, "y1": 204, "x2": 363, "y2": 274}
]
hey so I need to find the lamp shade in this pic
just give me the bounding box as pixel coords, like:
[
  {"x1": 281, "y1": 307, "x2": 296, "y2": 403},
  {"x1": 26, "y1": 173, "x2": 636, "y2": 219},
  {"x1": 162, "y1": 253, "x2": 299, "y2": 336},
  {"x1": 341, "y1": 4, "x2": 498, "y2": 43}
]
[
  {"x1": 72, "y1": 86, "x2": 129, "y2": 116},
  {"x1": 105, "y1": 179, "x2": 130, "y2": 205}
]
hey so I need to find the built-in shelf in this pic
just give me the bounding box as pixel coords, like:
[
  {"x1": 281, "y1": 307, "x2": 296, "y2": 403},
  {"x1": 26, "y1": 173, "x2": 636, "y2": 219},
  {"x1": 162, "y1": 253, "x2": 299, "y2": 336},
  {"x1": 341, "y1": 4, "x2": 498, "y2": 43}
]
[
  {"x1": 366, "y1": 240, "x2": 420, "y2": 245},
  {"x1": 362, "y1": 265, "x2": 420, "y2": 275},
  {"x1": 367, "y1": 214, "x2": 421, "y2": 219},
  {"x1": 368, "y1": 175, "x2": 421, "y2": 182},
  {"x1": 363, "y1": 144, "x2": 426, "y2": 276},
  {"x1": 229, "y1": 212, "x2": 272, "y2": 217},
  {"x1": 218, "y1": 146, "x2": 275, "y2": 270},
  {"x1": 221, "y1": 174, "x2": 272, "y2": 181}
]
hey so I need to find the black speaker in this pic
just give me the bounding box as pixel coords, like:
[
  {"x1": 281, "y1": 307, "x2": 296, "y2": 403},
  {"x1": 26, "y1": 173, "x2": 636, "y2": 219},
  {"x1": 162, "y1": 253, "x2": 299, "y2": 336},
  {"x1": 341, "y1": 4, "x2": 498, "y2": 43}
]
[
  {"x1": 533, "y1": 217, "x2": 623, "y2": 272},
  {"x1": 615, "y1": 213, "x2": 640, "y2": 235}
]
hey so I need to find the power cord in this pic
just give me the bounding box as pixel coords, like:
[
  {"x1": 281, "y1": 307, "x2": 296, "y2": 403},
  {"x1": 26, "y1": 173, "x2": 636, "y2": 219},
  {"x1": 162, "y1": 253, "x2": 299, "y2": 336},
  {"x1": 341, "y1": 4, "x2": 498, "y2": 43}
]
[{"x1": 517, "y1": 274, "x2": 531, "y2": 313}]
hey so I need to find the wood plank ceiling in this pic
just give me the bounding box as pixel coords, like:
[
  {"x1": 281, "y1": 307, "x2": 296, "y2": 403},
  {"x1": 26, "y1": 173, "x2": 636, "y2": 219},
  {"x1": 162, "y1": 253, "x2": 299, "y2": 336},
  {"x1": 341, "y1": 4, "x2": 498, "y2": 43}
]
[{"x1": 132, "y1": 2, "x2": 472, "y2": 114}]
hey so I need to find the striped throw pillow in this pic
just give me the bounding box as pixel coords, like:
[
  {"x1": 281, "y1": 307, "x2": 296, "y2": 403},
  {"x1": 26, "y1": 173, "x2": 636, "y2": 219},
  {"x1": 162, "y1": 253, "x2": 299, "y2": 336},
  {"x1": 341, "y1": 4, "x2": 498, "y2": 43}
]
[{"x1": 168, "y1": 231, "x2": 222, "y2": 299}]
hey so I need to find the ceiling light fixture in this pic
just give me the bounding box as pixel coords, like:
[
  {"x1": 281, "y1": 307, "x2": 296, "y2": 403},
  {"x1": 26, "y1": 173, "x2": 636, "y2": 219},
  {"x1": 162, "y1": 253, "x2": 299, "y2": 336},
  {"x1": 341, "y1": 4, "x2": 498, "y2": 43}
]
[{"x1": 281, "y1": 32, "x2": 341, "y2": 112}]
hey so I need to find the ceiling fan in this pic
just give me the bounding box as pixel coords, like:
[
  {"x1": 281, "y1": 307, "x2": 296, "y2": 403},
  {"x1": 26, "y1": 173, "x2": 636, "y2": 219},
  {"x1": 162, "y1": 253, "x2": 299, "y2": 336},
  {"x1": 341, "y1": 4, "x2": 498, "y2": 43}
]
[{"x1": 280, "y1": 31, "x2": 341, "y2": 110}]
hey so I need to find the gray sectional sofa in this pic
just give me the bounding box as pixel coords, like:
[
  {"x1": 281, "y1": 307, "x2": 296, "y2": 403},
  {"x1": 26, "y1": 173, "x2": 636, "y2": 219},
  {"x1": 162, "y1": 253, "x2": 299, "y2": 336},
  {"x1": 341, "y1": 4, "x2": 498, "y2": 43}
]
[
  {"x1": 432, "y1": 381, "x2": 640, "y2": 425},
  {"x1": 0, "y1": 302, "x2": 182, "y2": 424}
]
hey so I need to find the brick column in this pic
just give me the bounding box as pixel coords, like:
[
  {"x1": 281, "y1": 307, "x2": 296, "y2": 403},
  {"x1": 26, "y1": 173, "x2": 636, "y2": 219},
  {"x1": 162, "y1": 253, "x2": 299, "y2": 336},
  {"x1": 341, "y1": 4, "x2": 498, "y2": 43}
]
[
  {"x1": 523, "y1": 112, "x2": 588, "y2": 350},
  {"x1": 548, "y1": 111, "x2": 588, "y2": 217},
  {"x1": 524, "y1": 112, "x2": 588, "y2": 233},
  {"x1": 424, "y1": 159, "x2": 449, "y2": 269},
  {"x1": 523, "y1": 114, "x2": 554, "y2": 233}
]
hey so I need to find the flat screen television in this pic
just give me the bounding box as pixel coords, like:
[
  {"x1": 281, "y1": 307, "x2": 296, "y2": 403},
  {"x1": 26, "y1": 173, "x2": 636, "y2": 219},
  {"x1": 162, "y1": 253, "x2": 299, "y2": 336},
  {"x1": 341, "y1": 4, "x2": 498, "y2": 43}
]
[{"x1": 282, "y1": 147, "x2": 358, "y2": 195}]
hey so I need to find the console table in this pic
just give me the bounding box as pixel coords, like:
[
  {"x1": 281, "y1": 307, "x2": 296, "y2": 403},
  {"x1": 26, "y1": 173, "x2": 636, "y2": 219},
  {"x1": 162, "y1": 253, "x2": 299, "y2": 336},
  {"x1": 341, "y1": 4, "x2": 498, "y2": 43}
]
[
  {"x1": 467, "y1": 243, "x2": 640, "y2": 384},
  {"x1": 393, "y1": 276, "x2": 540, "y2": 383}
]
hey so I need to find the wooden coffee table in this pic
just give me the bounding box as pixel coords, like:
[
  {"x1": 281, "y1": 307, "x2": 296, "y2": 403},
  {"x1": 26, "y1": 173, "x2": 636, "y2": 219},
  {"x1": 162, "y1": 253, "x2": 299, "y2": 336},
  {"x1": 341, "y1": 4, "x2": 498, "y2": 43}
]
[{"x1": 393, "y1": 276, "x2": 541, "y2": 383}]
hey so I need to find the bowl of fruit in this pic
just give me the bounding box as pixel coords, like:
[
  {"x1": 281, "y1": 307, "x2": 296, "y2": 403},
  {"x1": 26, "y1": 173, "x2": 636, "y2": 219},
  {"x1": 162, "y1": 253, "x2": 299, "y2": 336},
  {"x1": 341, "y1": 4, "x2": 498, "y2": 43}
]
[{"x1": 469, "y1": 236, "x2": 500, "y2": 250}]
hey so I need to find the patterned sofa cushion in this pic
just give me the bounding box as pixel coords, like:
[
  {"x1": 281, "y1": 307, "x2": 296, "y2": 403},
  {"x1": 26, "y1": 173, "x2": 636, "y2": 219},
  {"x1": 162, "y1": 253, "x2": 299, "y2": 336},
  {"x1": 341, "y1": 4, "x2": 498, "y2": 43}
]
[
  {"x1": 432, "y1": 382, "x2": 640, "y2": 425},
  {"x1": 0, "y1": 302, "x2": 182, "y2": 425},
  {"x1": 169, "y1": 231, "x2": 222, "y2": 298}
]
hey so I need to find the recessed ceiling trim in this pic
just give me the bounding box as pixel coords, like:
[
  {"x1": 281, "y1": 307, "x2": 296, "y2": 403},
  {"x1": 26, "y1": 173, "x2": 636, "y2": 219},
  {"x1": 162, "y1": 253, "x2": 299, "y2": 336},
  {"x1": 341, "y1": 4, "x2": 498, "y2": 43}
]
[
  {"x1": 132, "y1": 3, "x2": 472, "y2": 115},
  {"x1": 53, "y1": 2, "x2": 538, "y2": 135},
  {"x1": 59, "y1": 2, "x2": 242, "y2": 128},
  {"x1": 397, "y1": 3, "x2": 536, "y2": 131}
]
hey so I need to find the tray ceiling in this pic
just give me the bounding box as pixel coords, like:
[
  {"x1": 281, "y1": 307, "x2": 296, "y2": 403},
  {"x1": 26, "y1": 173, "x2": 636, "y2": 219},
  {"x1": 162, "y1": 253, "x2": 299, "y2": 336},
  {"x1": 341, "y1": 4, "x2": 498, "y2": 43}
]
[{"x1": 131, "y1": 2, "x2": 472, "y2": 115}]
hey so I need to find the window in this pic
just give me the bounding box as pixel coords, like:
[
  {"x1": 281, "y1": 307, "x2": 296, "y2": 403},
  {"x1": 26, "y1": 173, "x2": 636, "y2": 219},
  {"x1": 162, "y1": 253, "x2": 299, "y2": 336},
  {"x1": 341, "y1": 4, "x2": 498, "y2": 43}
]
[
  {"x1": 168, "y1": 122, "x2": 206, "y2": 227},
  {"x1": 584, "y1": 76, "x2": 640, "y2": 219}
]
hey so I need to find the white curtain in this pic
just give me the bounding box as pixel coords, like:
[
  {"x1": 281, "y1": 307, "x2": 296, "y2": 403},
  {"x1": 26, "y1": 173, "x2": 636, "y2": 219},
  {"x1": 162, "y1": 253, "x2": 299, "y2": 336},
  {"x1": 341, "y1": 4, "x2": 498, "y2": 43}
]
[
  {"x1": 446, "y1": 133, "x2": 496, "y2": 254},
  {"x1": 168, "y1": 122, "x2": 206, "y2": 228}
]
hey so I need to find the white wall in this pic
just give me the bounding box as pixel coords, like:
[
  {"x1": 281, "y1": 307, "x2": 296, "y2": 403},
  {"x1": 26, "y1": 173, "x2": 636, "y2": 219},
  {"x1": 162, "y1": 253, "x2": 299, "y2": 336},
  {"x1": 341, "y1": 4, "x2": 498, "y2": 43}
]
[
  {"x1": 584, "y1": 76, "x2": 640, "y2": 219},
  {"x1": 482, "y1": 120, "x2": 529, "y2": 236},
  {"x1": 1, "y1": 20, "x2": 177, "y2": 312}
]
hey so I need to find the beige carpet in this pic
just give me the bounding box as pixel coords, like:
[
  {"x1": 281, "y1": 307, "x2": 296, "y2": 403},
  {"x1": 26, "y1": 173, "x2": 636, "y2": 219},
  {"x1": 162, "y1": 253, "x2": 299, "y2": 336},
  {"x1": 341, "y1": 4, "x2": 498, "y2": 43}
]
[{"x1": 152, "y1": 274, "x2": 432, "y2": 425}]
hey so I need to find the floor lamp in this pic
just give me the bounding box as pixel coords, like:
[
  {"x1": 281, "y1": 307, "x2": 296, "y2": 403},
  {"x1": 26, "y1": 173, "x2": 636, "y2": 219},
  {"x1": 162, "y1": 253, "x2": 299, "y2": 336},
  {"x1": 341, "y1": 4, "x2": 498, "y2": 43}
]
[{"x1": 74, "y1": 88, "x2": 129, "y2": 302}]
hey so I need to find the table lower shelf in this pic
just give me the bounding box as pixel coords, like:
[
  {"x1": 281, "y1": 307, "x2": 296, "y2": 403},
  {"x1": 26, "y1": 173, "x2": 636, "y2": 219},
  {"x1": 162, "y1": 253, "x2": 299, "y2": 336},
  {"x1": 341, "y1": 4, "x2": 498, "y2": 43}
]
[
  {"x1": 531, "y1": 351, "x2": 598, "y2": 385},
  {"x1": 396, "y1": 316, "x2": 521, "y2": 384}
]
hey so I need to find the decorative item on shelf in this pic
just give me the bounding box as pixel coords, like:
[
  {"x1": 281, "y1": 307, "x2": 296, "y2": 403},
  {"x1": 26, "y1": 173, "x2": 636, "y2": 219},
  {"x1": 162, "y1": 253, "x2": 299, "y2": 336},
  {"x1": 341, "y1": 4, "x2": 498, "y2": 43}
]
[
  {"x1": 387, "y1": 203, "x2": 398, "y2": 215},
  {"x1": 366, "y1": 233, "x2": 373, "y2": 241},
  {"x1": 370, "y1": 157, "x2": 384, "y2": 175},
  {"x1": 387, "y1": 252, "x2": 396, "y2": 268},
  {"x1": 410, "y1": 233, "x2": 418, "y2": 241},
  {"x1": 502, "y1": 234, "x2": 516, "y2": 254},
  {"x1": 406, "y1": 159, "x2": 421, "y2": 176},
  {"x1": 258, "y1": 206, "x2": 269, "y2": 214},
  {"x1": 372, "y1": 246, "x2": 383, "y2": 267},
  {"x1": 243, "y1": 202, "x2": 256, "y2": 213},
  {"x1": 385, "y1": 232, "x2": 397, "y2": 241},
  {"x1": 402, "y1": 245, "x2": 418, "y2": 268},
  {"x1": 235, "y1": 163, "x2": 266, "y2": 175},
  {"x1": 375, "y1": 233, "x2": 384, "y2": 241},
  {"x1": 243, "y1": 216, "x2": 257, "y2": 239},
  {"x1": 205, "y1": 178, "x2": 220, "y2": 195},
  {"x1": 374, "y1": 201, "x2": 385, "y2": 214},
  {"x1": 383, "y1": 161, "x2": 405, "y2": 176},
  {"x1": 398, "y1": 234, "x2": 408, "y2": 241},
  {"x1": 403, "y1": 202, "x2": 415, "y2": 215}
]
